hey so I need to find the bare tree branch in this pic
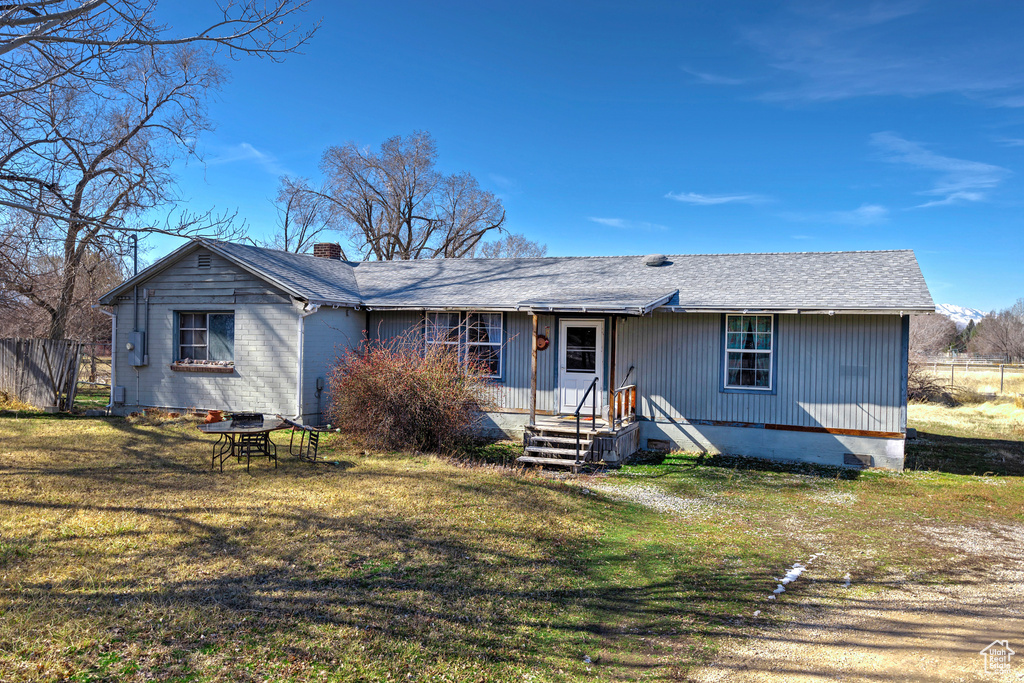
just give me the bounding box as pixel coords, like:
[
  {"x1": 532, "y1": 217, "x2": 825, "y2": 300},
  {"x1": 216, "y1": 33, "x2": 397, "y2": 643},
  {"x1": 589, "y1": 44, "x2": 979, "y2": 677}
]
[{"x1": 313, "y1": 131, "x2": 507, "y2": 261}]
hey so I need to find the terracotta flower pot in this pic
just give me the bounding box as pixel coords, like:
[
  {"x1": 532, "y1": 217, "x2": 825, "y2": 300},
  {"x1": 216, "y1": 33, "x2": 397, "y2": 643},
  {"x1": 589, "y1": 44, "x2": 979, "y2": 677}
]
[{"x1": 204, "y1": 410, "x2": 224, "y2": 424}]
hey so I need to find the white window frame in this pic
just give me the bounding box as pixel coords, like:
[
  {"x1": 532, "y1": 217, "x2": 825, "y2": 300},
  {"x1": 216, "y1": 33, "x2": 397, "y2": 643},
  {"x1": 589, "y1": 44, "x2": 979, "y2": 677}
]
[
  {"x1": 723, "y1": 314, "x2": 774, "y2": 391},
  {"x1": 177, "y1": 311, "x2": 235, "y2": 362},
  {"x1": 424, "y1": 311, "x2": 503, "y2": 379}
]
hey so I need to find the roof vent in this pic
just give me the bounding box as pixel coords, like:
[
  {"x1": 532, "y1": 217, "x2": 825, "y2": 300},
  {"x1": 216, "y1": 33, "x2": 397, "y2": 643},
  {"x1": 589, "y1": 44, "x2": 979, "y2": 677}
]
[
  {"x1": 197, "y1": 253, "x2": 211, "y2": 269},
  {"x1": 644, "y1": 254, "x2": 667, "y2": 267},
  {"x1": 313, "y1": 243, "x2": 342, "y2": 260}
]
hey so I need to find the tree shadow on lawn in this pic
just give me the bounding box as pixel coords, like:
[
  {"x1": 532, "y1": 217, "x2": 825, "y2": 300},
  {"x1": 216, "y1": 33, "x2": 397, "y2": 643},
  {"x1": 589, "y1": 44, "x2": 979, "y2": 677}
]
[
  {"x1": 0, "y1": 492, "x2": 784, "y2": 680},
  {"x1": 906, "y1": 432, "x2": 1024, "y2": 476},
  {"x1": 0, "y1": 418, "x2": 357, "y2": 491}
]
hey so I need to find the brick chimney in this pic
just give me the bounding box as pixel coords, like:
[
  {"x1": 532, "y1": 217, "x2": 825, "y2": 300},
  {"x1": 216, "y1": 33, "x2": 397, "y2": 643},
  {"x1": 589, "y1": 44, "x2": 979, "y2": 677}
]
[{"x1": 313, "y1": 242, "x2": 342, "y2": 260}]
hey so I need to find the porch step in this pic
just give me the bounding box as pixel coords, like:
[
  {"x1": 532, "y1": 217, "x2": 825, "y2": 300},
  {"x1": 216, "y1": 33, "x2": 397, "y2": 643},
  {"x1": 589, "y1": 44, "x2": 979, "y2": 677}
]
[
  {"x1": 528, "y1": 435, "x2": 592, "y2": 446},
  {"x1": 516, "y1": 456, "x2": 586, "y2": 471},
  {"x1": 524, "y1": 445, "x2": 586, "y2": 456}
]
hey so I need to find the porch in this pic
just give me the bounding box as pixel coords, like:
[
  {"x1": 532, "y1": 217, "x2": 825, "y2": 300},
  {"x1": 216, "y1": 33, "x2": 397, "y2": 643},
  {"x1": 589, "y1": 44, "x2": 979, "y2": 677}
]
[{"x1": 517, "y1": 382, "x2": 640, "y2": 472}]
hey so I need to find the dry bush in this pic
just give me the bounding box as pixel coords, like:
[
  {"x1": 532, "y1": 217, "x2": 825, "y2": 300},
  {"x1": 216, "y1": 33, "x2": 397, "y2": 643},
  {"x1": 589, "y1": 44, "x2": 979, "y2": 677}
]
[
  {"x1": 907, "y1": 357, "x2": 956, "y2": 405},
  {"x1": 326, "y1": 336, "x2": 495, "y2": 453},
  {"x1": 0, "y1": 390, "x2": 35, "y2": 411}
]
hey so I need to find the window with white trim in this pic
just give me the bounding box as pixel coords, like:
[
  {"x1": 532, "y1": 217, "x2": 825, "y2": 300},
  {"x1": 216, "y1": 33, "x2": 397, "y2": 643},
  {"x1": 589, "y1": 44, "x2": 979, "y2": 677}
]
[
  {"x1": 724, "y1": 314, "x2": 773, "y2": 390},
  {"x1": 177, "y1": 312, "x2": 234, "y2": 361},
  {"x1": 424, "y1": 311, "x2": 503, "y2": 378}
]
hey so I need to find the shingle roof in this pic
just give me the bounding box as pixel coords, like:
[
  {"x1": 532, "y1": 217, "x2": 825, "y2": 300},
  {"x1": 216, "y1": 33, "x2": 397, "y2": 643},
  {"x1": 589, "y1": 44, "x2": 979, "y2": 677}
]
[
  {"x1": 349, "y1": 250, "x2": 934, "y2": 312},
  {"x1": 206, "y1": 240, "x2": 360, "y2": 305},
  {"x1": 102, "y1": 240, "x2": 935, "y2": 313}
]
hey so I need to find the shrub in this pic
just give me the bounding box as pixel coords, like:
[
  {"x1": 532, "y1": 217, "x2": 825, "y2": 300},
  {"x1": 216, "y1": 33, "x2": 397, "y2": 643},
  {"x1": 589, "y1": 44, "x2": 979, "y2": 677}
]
[
  {"x1": 326, "y1": 335, "x2": 496, "y2": 453},
  {"x1": 907, "y1": 357, "x2": 956, "y2": 405}
]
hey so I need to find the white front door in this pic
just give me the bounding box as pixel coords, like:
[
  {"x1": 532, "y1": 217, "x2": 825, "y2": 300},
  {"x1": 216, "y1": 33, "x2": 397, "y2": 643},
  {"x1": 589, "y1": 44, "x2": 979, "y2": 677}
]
[{"x1": 558, "y1": 319, "x2": 604, "y2": 414}]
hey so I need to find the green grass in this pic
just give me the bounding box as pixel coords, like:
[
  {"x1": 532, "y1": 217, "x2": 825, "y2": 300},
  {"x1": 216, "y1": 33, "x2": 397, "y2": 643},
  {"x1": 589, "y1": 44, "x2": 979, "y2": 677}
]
[
  {"x1": 73, "y1": 384, "x2": 110, "y2": 411},
  {"x1": 1, "y1": 404, "x2": 1023, "y2": 681}
]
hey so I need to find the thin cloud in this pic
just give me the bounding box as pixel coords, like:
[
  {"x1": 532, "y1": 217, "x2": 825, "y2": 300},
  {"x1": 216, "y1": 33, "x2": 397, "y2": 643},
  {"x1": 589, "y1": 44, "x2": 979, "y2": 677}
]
[
  {"x1": 588, "y1": 217, "x2": 667, "y2": 231},
  {"x1": 207, "y1": 142, "x2": 288, "y2": 176},
  {"x1": 742, "y1": 3, "x2": 1024, "y2": 106},
  {"x1": 781, "y1": 204, "x2": 889, "y2": 226},
  {"x1": 681, "y1": 67, "x2": 746, "y2": 86},
  {"x1": 831, "y1": 204, "x2": 888, "y2": 225},
  {"x1": 994, "y1": 137, "x2": 1024, "y2": 147},
  {"x1": 665, "y1": 191, "x2": 768, "y2": 205},
  {"x1": 871, "y1": 132, "x2": 1009, "y2": 206}
]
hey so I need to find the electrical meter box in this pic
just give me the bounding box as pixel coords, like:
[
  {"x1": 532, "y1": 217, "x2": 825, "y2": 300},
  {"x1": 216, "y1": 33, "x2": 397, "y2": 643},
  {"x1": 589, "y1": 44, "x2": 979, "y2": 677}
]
[{"x1": 128, "y1": 330, "x2": 147, "y2": 366}]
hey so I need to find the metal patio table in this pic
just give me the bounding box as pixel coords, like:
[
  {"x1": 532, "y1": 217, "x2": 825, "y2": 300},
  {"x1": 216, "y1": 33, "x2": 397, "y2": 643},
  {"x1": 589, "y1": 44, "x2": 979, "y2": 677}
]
[{"x1": 197, "y1": 414, "x2": 286, "y2": 471}]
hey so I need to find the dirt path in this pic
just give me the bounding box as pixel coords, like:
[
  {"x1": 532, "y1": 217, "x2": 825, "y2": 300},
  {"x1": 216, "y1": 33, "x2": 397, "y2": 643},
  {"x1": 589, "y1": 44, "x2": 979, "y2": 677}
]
[{"x1": 689, "y1": 524, "x2": 1024, "y2": 682}]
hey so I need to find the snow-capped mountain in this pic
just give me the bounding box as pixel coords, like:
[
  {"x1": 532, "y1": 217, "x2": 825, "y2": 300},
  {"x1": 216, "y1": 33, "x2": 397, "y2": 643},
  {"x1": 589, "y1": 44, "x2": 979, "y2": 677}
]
[{"x1": 935, "y1": 303, "x2": 987, "y2": 330}]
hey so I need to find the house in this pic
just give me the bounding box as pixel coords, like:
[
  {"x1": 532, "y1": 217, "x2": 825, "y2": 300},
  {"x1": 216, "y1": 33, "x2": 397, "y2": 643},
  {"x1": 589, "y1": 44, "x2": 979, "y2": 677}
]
[{"x1": 98, "y1": 239, "x2": 934, "y2": 470}]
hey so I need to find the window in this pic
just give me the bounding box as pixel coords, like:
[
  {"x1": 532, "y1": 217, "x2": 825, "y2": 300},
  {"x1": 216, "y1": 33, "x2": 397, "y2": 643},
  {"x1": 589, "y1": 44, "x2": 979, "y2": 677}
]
[
  {"x1": 724, "y1": 314, "x2": 773, "y2": 390},
  {"x1": 424, "y1": 311, "x2": 503, "y2": 378},
  {"x1": 564, "y1": 325, "x2": 597, "y2": 373},
  {"x1": 178, "y1": 312, "x2": 234, "y2": 362},
  {"x1": 466, "y1": 313, "x2": 502, "y2": 377}
]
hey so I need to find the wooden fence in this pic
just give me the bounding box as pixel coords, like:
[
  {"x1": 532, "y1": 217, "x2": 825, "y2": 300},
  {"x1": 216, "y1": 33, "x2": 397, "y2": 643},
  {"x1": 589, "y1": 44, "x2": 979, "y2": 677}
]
[{"x1": 0, "y1": 339, "x2": 82, "y2": 410}]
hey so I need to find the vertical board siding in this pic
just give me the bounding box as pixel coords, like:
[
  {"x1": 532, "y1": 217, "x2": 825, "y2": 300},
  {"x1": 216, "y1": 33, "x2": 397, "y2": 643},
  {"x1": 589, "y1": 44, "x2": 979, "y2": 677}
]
[
  {"x1": 364, "y1": 310, "x2": 904, "y2": 432},
  {"x1": 367, "y1": 311, "x2": 557, "y2": 413},
  {"x1": 617, "y1": 312, "x2": 904, "y2": 433}
]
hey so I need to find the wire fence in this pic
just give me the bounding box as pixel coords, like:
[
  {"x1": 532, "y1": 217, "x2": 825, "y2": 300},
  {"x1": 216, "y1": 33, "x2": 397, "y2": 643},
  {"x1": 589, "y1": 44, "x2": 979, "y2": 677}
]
[
  {"x1": 917, "y1": 359, "x2": 1024, "y2": 395},
  {"x1": 78, "y1": 341, "x2": 112, "y2": 386}
]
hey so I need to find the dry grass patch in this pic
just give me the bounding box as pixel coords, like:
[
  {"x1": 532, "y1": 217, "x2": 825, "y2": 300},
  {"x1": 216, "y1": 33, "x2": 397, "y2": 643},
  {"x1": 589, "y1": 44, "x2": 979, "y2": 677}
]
[
  {"x1": 908, "y1": 400, "x2": 1024, "y2": 442},
  {"x1": 0, "y1": 415, "x2": 772, "y2": 682},
  {"x1": 4, "y1": 408, "x2": 1024, "y2": 682}
]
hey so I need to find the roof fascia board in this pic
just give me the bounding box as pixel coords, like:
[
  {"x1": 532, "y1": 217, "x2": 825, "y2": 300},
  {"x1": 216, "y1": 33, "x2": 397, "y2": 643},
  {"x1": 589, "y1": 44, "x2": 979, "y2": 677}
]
[
  {"x1": 641, "y1": 290, "x2": 678, "y2": 314},
  {"x1": 662, "y1": 306, "x2": 935, "y2": 315}
]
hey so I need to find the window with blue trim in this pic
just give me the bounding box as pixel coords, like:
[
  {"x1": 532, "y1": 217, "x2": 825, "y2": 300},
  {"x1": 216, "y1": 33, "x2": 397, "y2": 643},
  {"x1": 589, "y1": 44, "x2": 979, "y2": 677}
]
[
  {"x1": 424, "y1": 312, "x2": 502, "y2": 378},
  {"x1": 724, "y1": 314, "x2": 773, "y2": 390}
]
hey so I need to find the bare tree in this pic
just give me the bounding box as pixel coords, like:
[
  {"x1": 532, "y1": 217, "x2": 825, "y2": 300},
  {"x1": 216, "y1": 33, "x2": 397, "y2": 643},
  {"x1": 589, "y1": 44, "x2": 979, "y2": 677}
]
[
  {"x1": 909, "y1": 313, "x2": 957, "y2": 357},
  {"x1": 476, "y1": 232, "x2": 547, "y2": 258},
  {"x1": 1, "y1": 45, "x2": 235, "y2": 338},
  {"x1": 0, "y1": 1, "x2": 316, "y2": 339},
  {"x1": 0, "y1": 1, "x2": 315, "y2": 98},
  {"x1": 264, "y1": 176, "x2": 338, "y2": 254},
  {"x1": 970, "y1": 300, "x2": 1024, "y2": 362},
  {"x1": 317, "y1": 131, "x2": 506, "y2": 261}
]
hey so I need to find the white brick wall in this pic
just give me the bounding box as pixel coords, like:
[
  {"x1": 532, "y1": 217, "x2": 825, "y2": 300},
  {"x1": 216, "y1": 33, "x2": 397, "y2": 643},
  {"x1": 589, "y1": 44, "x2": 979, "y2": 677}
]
[{"x1": 112, "y1": 299, "x2": 300, "y2": 415}]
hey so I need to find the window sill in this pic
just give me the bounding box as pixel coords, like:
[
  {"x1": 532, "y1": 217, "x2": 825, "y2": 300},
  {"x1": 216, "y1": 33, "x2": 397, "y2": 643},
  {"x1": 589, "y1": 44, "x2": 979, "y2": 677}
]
[
  {"x1": 170, "y1": 363, "x2": 235, "y2": 374},
  {"x1": 720, "y1": 385, "x2": 775, "y2": 395}
]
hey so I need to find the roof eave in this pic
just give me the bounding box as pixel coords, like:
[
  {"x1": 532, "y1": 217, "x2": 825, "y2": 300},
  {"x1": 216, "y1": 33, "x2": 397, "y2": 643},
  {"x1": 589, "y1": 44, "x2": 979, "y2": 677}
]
[{"x1": 662, "y1": 305, "x2": 935, "y2": 315}]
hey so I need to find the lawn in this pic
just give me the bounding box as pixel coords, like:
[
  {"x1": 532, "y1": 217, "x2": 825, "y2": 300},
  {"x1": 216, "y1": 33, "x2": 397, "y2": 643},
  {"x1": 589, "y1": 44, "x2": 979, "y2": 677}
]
[{"x1": 0, "y1": 404, "x2": 1022, "y2": 682}]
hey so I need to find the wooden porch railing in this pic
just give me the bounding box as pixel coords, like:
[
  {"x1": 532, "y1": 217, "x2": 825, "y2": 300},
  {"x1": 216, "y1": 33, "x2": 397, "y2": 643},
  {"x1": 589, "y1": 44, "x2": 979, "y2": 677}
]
[{"x1": 611, "y1": 384, "x2": 637, "y2": 427}]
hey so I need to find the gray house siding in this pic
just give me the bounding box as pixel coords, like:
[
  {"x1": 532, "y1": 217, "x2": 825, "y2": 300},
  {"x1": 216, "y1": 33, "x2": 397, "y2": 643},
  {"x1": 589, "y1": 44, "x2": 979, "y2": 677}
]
[
  {"x1": 110, "y1": 249, "x2": 301, "y2": 415},
  {"x1": 365, "y1": 309, "x2": 908, "y2": 467},
  {"x1": 616, "y1": 312, "x2": 906, "y2": 433},
  {"x1": 367, "y1": 310, "x2": 558, "y2": 415},
  {"x1": 301, "y1": 307, "x2": 366, "y2": 424}
]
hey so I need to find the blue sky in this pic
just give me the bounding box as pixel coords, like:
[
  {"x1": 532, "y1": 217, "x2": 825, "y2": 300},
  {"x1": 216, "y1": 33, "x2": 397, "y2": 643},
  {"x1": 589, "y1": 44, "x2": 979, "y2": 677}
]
[{"x1": 152, "y1": 1, "x2": 1024, "y2": 312}]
